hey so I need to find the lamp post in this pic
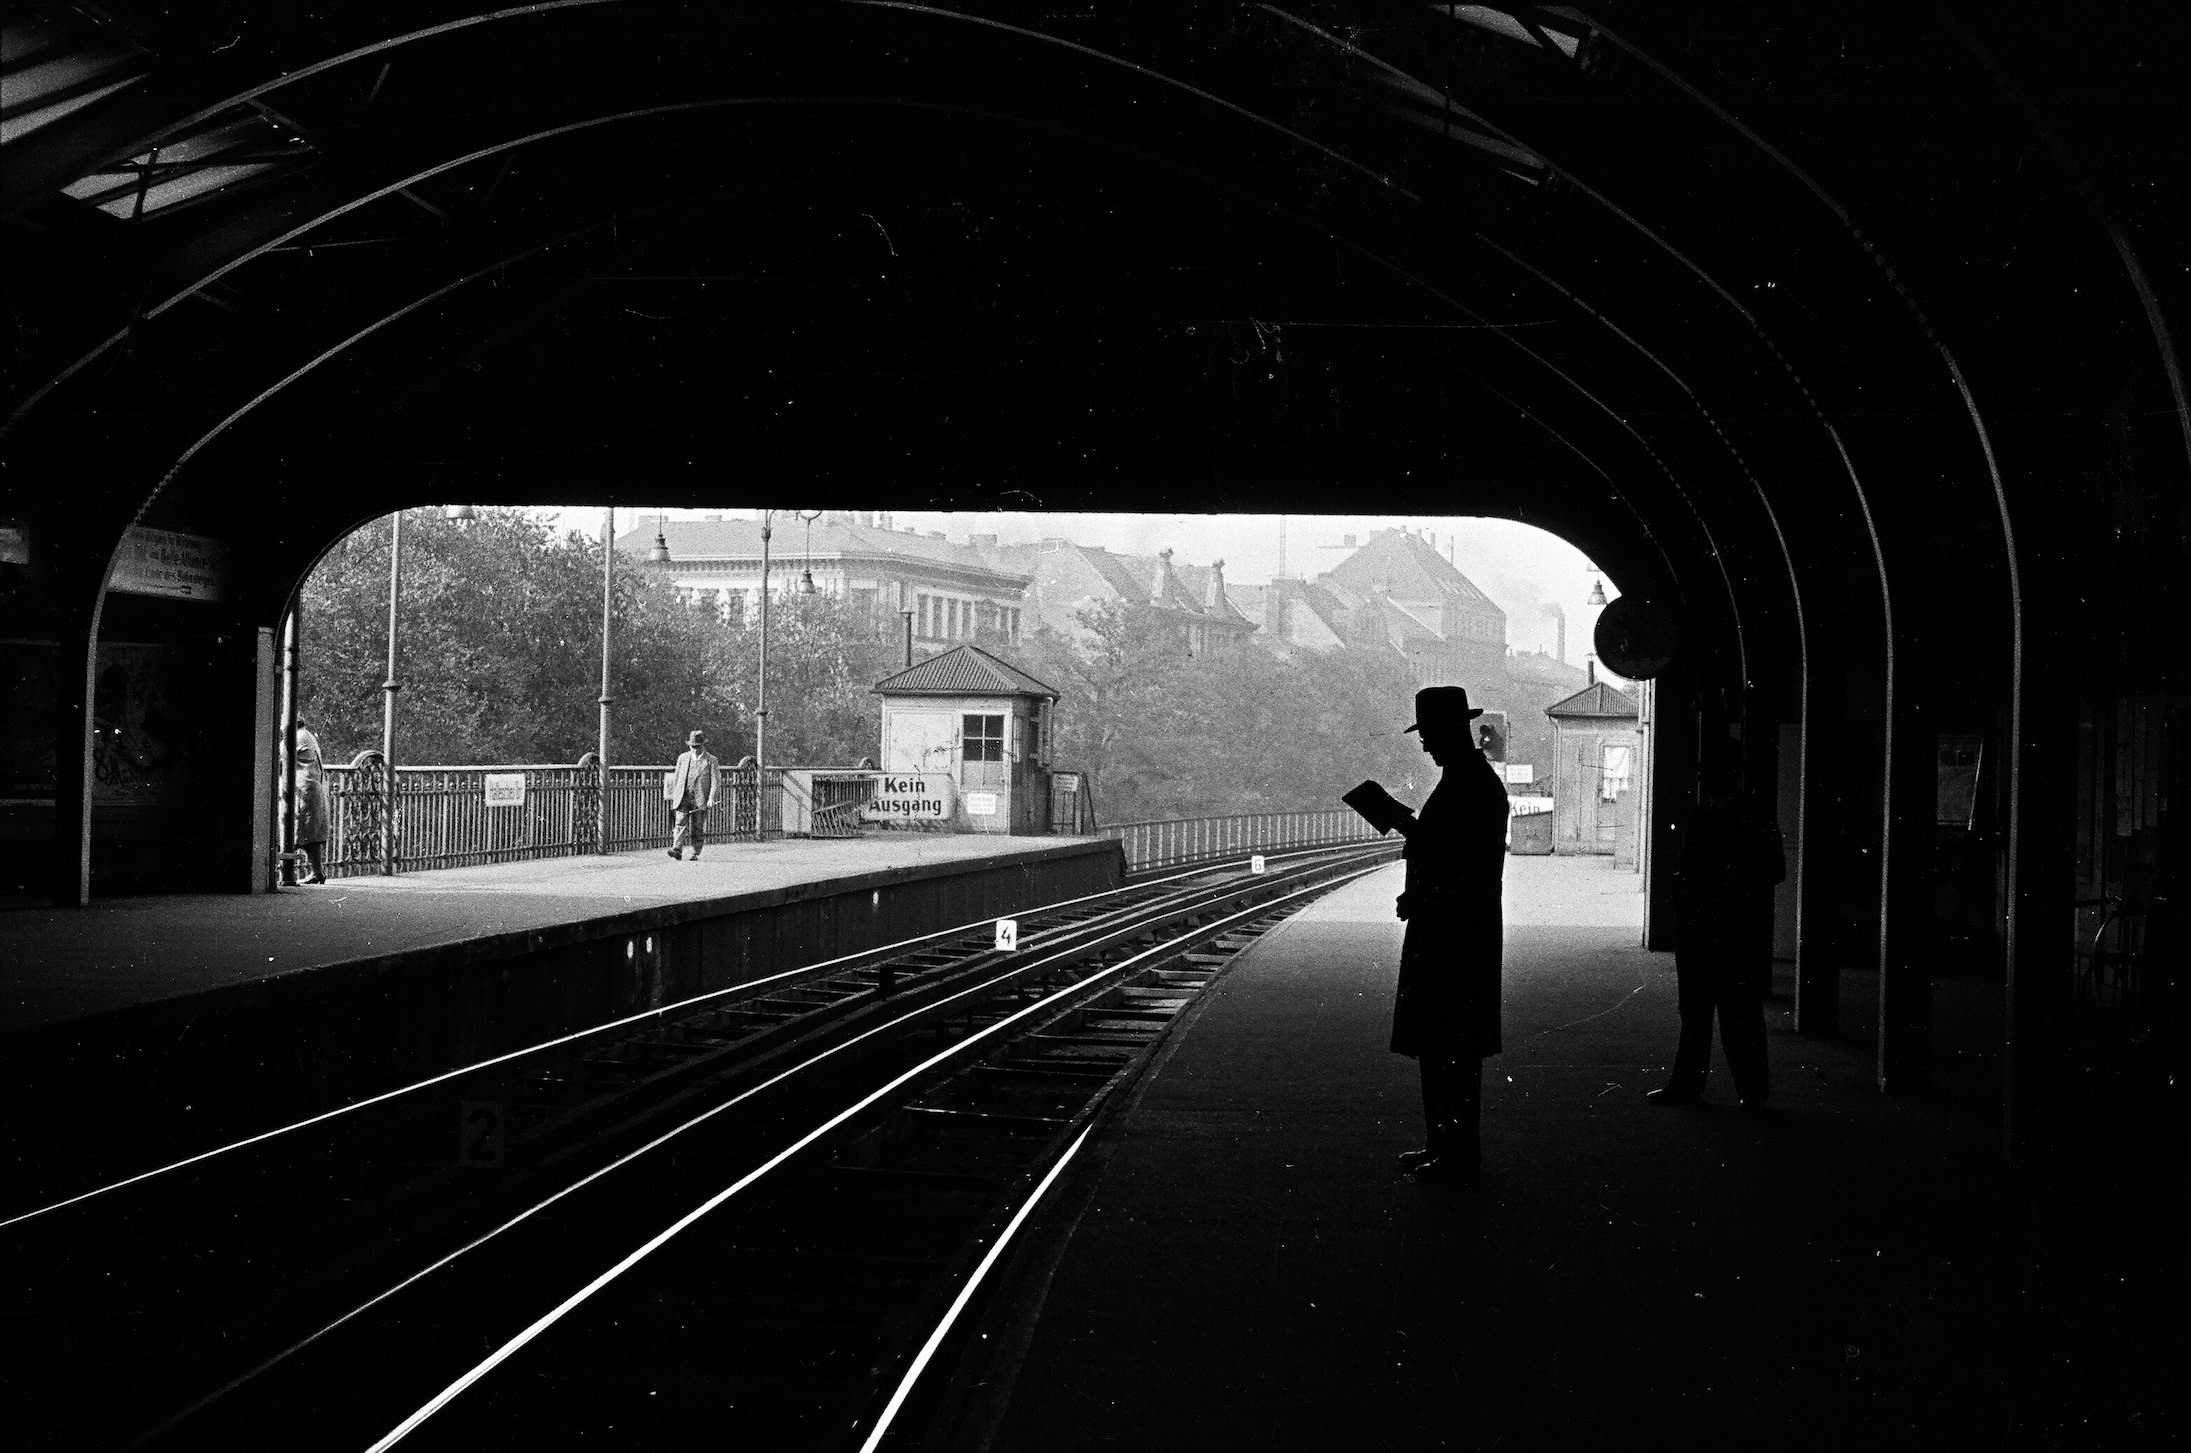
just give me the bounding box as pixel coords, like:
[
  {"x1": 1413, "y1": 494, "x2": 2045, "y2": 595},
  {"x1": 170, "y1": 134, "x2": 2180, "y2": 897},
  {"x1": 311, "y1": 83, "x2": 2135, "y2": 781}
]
[
  {"x1": 595, "y1": 509, "x2": 671, "y2": 854},
  {"x1": 598, "y1": 508, "x2": 615, "y2": 853},
  {"x1": 757, "y1": 510, "x2": 773, "y2": 839},
  {"x1": 380, "y1": 510, "x2": 403, "y2": 876}
]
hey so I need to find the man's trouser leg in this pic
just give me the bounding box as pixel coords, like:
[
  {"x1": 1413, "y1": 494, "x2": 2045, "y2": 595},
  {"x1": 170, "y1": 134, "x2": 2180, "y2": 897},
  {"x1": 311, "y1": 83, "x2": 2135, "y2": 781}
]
[
  {"x1": 1420, "y1": 1055, "x2": 1482, "y2": 1166},
  {"x1": 1669, "y1": 953, "x2": 1718, "y2": 1093},
  {"x1": 1717, "y1": 975, "x2": 1770, "y2": 1102},
  {"x1": 673, "y1": 808, "x2": 707, "y2": 856}
]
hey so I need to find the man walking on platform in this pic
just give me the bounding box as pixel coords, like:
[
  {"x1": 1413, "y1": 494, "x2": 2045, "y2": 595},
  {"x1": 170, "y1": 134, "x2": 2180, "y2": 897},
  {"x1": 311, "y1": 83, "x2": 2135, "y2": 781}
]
[
  {"x1": 1345, "y1": 685, "x2": 1511, "y2": 1182},
  {"x1": 1647, "y1": 737, "x2": 1786, "y2": 1108},
  {"x1": 664, "y1": 729, "x2": 721, "y2": 861}
]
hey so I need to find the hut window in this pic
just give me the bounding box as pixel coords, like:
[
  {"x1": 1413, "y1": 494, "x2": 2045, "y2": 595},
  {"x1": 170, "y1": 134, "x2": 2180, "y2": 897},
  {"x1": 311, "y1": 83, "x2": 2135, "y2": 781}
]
[{"x1": 963, "y1": 714, "x2": 1005, "y2": 762}]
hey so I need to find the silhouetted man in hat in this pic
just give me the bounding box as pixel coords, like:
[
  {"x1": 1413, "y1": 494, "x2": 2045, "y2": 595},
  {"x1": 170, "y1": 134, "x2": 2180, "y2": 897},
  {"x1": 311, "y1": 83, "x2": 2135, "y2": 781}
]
[
  {"x1": 1349, "y1": 685, "x2": 1512, "y2": 1182},
  {"x1": 1648, "y1": 736, "x2": 1786, "y2": 1108},
  {"x1": 664, "y1": 729, "x2": 721, "y2": 861}
]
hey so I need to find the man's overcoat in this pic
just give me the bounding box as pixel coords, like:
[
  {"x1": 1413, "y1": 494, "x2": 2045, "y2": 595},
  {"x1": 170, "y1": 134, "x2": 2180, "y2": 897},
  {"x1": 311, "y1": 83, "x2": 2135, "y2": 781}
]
[{"x1": 1390, "y1": 749, "x2": 1510, "y2": 1060}]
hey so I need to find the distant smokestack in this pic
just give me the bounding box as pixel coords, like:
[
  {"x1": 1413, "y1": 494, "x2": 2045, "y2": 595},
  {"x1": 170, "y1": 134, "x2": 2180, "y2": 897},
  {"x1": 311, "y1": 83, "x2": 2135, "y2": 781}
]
[
  {"x1": 1540, "y1": 601, "x2": 1566, "y2": 664},
  {"x1": 1205, "y1": 558, "x2": 1226, "y2": 609}
]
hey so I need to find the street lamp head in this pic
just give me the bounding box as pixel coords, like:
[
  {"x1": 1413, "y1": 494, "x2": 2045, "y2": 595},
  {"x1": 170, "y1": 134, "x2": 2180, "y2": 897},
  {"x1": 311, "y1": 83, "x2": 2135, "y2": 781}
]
[
  {"x1": 799, "y1": 568, "x2": 816, "y2": 595},
  {"x1": 648, "y1": 528, "x2": 672, "y2": 564},
  {"x1": 1586, "y1": 577, "x2": 1608, "y2": 606}
]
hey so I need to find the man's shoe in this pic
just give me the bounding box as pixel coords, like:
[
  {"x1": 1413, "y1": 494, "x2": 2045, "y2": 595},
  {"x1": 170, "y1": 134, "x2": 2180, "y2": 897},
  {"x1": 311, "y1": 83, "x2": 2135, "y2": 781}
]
[
  {"x1": 1646, "y1": 1086, "x2": 1704, "y2": 1106},
  {"x1": 688, "y1": 852, "x2": 702, "y2": 861},
  {"x1": 666, "y1": 849, "x2": 681, "y2": 861},
  {"x1": 1397, "y1": 1148, "x2": 1437, "y2": 1170}
]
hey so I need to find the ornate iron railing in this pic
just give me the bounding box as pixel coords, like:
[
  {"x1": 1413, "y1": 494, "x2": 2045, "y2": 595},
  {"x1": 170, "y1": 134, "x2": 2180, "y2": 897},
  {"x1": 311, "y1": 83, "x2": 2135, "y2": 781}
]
[
  {"x1": 319, "y1": 757, "x2": 782, "y2": 878},
  {"x1": 1099, "y1": 808, "x2": 1385, "y2": 873}
]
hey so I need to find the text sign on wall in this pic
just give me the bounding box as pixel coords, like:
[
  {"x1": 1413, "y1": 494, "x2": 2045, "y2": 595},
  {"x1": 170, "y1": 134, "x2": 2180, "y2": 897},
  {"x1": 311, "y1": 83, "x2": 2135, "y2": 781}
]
[
  {"x1": 109, "y1": 527, "x2": 229, "y2": 601},
  {"x1": 865, "y1": 773, "x2": 954, "y2": 820},
  {"x1": 965, "y1": 791, "x2": 999, "y2": 816},
  {"x1": 483, "y1": 773, "x2": 527, "y2": 808}
]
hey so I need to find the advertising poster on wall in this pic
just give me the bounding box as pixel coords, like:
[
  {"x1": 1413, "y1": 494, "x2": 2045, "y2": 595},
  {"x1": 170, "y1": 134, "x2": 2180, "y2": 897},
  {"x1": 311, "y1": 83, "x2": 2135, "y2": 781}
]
[{"x1": 92, "y1": 643, "x2": 194, "y2": 807}]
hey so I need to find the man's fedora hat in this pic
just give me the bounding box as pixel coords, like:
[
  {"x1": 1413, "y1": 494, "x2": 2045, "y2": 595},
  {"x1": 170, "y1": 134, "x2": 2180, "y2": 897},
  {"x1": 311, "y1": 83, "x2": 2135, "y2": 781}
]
[
  {"x1": 1404, "y1": 685, "x2": 1484, "y2": 734},
  {"x1": 687, "y1": 730, "x2": 707, "y2": 744}
]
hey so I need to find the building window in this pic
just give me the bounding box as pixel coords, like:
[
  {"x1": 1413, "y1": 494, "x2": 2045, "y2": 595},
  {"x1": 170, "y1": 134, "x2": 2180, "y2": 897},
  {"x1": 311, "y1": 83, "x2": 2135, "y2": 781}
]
[
  {"x1": 1009, "y1": 607, "x2": 1021, "y2": 640},
  {"x1": 963, "y1": 713, "x2": 1005, "y2": 762},
  {"x1": 917, "y1": 594, "x2": 931, "y2": 637}
]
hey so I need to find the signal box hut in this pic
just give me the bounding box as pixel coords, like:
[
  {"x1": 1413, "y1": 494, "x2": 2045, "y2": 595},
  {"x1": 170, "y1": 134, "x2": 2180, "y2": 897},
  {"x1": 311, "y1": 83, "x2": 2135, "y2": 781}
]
[
  {"x1": 871, "y1": 645, "x2": 1059, "y2": 835},
  {"x1": 1545, "y1": 680, "x2": 1642, "y2": 857}
]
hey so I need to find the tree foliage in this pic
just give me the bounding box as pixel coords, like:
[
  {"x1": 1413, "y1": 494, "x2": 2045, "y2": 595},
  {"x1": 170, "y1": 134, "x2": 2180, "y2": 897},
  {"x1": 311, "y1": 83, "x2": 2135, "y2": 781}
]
[
  {"x1": 301, "y1": 513, "x2": 1438, "y2": 820},
  {"x1": 1010, "y1": 602, "x2": 1432, "y2": 824},
  {"x1": 299, "y1": 510, "x2": 893, "y2": 768}
]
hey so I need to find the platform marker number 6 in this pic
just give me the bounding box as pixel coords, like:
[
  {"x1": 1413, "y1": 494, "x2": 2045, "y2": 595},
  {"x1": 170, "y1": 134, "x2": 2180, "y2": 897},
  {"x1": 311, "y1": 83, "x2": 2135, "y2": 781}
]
[
  {"x1": 1251, "y1": 854, "x2": 1267, "y2": 875},
  {"x1": 994, "y1": 917, "x2": 1018, "y2": 952}
]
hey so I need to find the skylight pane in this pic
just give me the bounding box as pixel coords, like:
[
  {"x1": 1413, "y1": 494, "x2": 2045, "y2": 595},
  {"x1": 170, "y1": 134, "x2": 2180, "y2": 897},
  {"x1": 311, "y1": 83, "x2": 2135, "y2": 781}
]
[
  {"x1": 102, "y1": 162, "x2": 276, "y2": 216},
  {"x1": 1438, "y1": 5, "x2": 1581, "y2": 58},
  {"x1": 0, "y1": 45, "x2": 135, "y2": 109},
  {"x1": 0, "y1": 72, "x2": 140, "y2": 146}
]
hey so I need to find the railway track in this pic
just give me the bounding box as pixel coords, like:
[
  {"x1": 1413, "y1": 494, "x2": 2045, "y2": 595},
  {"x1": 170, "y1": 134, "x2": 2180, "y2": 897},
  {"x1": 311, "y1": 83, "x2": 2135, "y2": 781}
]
[{"x1": 5, "y1": 841, "x2": 1396, "y2": 1450}]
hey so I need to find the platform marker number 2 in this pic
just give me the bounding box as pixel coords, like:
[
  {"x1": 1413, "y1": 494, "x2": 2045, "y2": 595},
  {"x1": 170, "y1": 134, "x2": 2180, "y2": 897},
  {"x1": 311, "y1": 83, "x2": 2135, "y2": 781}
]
[
  {"x1": 994, "y1": 917, "x2": 1018, "y2": 952},
  {"x1": 459, "y1": 1100, "x2": 505, "y2": 1168}
]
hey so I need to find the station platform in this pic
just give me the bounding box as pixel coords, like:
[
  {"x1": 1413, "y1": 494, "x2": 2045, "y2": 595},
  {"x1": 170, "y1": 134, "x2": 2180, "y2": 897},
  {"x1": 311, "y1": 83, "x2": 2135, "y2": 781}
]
[
  {"x1": 1, "y1": 833, "x2": 1114, "y2": 1034},
  {"x1": 967, "y1": 856, "x2": 2179, "y2": 1450},
  {"x1": 2, "y1": 833, "x2": 1120, "y2": 1199}
]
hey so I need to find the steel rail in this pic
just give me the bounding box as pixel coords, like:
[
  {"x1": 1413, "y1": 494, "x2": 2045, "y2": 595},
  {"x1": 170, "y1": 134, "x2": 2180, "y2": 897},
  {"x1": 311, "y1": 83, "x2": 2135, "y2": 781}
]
[
  {"x1": 856, "y1": 1123, "x2": 1096, "y2": 1453},
  {"x1": 362, "y1": 863, "x2": 1385, "y2": 1449},
  {"x1": 3, "y1": 841, "x2": 1383, "y2": 1232},
  {"x1": 105, "y1": 855, "x2": 1396, "y2": 1448}
]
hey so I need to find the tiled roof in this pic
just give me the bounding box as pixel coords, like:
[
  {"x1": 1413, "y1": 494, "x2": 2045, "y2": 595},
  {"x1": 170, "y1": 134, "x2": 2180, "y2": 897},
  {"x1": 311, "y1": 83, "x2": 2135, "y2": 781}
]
[
  {"x1": 872, "y1": 644, "x2": 1059, "y2": 698},
  {"x1": 1545, "y1": 681, "x2": 1640, "y2": 718},
  {"x1": 1325, "y1": 529, "x2": 1503, "y2": 615},
  {"x1": 616, "y1": 518, "x2": 1030, "y2": 583}
]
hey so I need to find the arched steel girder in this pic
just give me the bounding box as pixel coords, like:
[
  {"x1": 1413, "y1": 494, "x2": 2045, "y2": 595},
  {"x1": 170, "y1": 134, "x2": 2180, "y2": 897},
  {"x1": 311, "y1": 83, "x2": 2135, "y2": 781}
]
[
  {"x1": 6, "y1": 5, "x2": 2088, "y2": 955},
  {"x1": 4, "y1": 7, "x2": 1849, "y2": 657}
]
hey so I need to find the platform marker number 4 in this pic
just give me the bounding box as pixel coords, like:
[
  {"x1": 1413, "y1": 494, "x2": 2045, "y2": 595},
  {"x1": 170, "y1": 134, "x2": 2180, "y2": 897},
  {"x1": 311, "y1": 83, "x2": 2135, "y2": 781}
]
[
  {"x1": 995, "y1": 917, "x2": 1019, "y2": 952},
  {"x1": 459, "y1": 1100, "x2": 505, "y2": 1168},
  {"x1": 1251, "y1": 854, "x2": 1267, "y2": 874}
]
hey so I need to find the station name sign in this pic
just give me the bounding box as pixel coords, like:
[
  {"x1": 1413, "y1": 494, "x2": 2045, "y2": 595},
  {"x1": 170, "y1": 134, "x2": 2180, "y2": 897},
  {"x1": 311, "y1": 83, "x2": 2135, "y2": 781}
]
[{"x1": 865, "y1": 773, "x2": 955, "y2": 820}]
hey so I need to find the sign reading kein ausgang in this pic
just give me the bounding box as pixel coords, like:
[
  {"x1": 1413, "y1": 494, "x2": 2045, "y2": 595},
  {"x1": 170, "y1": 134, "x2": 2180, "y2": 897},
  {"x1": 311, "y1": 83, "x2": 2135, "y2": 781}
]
[
  {"x1": 864, "y1": 773, "x2": 954, "y2": 821},
  {"x1": 108, "y1": 527, "x2": 229, "y2": 601}
]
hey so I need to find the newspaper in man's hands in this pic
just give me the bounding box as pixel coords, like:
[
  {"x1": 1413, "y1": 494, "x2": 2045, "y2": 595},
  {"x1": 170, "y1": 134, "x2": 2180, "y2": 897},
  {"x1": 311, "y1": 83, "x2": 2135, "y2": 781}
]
[{"x1": 1342, "y1": 780, "x2": 1415, "y2": 837}]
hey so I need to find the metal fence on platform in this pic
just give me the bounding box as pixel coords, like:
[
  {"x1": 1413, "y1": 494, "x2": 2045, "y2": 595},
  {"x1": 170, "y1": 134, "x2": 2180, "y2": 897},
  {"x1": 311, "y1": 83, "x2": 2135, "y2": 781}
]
[
  {"x1": 320, "y1": 755, "x2": 782, "y2": 878},
  {"x1": 1100, "y1": 808, "x2": 1384, "y2": 873}
]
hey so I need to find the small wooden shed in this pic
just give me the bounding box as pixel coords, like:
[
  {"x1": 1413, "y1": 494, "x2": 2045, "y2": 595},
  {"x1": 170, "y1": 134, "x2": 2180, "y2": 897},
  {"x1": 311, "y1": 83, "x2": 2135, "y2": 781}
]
[
  {"x1": 1545, "y1": 680, "x2": 1642, "y2": 856},
  {"x1": 871, "y1": 645, "x2": 1059, "y2": 835}
]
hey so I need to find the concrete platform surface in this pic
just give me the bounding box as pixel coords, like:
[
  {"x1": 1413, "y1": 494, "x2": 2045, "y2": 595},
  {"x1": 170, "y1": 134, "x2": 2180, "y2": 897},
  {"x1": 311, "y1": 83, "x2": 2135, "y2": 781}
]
[
  {"x1": 0, "y1": 834, "x2": 1107, "y2": 1033},
  {"x1": 975, "y1": 857, "x2": 2178, "y2": 1451}
]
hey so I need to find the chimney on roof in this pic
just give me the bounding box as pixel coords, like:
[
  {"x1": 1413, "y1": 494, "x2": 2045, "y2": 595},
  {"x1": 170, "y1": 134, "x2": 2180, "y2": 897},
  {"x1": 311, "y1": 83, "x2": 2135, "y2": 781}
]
[
  {"x1": 1154, "y1": 547, "x2": 1176, "y2": 603},
  {"x1": 823, "y1": 510, "x2": 852, "y2": 526},
  {"x1": 1205, "y1": 558, "x2": 1226, "y2": 610},
  {"x1": 1342, "y1": 533, "x2": 1357, "y2": 548},
  {"x1": 927, "y1": 531, "x2": 946, "y2": 540}
]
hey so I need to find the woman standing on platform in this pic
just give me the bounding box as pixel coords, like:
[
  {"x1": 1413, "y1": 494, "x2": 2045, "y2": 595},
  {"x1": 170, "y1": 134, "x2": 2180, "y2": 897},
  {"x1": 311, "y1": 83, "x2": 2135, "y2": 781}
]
[{"x1": 287, "y1": 722, "x2": 331, "y2": 884}]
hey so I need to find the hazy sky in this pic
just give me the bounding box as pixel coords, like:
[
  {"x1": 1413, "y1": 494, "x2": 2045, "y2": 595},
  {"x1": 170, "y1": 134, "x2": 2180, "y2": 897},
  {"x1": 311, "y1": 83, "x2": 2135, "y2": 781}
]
[{"x1": 543, "y1": 507, "x2": 1613, "y2": 662}]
